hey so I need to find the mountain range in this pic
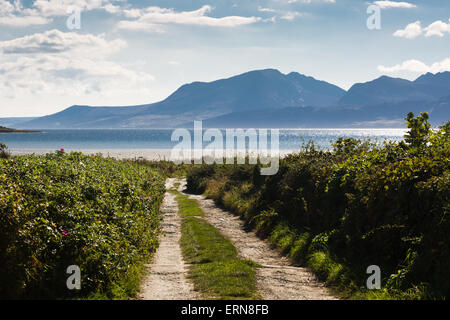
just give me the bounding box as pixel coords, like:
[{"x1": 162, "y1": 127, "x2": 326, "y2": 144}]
[{"x1": 2, "y1": 69, "x2": 449, "y2": 129}]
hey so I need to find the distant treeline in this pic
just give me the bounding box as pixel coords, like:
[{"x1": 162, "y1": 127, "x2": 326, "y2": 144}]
[
  {"x1": 0, "y1": 126, "x2": 39, "y2": 133},
  {"x1": 186, "y1": 112, "x2": 450, "y2": 299}
]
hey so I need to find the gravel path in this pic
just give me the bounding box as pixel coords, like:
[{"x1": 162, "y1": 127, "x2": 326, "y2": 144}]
[
  {"x1": 140, "y1": 178, "x2": 336, "y2": 300},
  {"x1": 175, "y1": 179, "x2": 337, "y2": 300},
  {"x1": 138, "y1": 178, "x2": 199, "y2": 300}
]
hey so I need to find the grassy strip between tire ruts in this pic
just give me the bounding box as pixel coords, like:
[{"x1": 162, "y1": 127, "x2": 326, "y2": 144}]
[{"x1": 171, "y1": 190, "x2": 260, "y2": 300}]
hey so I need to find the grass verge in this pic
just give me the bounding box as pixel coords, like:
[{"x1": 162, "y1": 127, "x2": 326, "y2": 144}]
[
  {"x1": 173, "y1": 190, "x2": 259, "y2": 300},
  {"x1": 175, "y1": 192, "x2": 204, "y2": 217}
]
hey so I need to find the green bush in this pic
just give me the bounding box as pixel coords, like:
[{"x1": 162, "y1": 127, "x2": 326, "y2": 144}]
[
  {"x1": 0, "y1": 151, "x2": 165, "y2": 299},
  {"x1": 187, "y1": 113, "x2": 450, "y2": 299},
  {"x1": 186, "y1": 165, "x2": 216, "y2": 194},
  {"x1": 0, "y1": 142, "x2": 9, "y2": 159}
]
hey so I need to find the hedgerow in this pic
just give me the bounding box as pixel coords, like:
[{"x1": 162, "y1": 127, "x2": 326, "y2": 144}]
[
  {"x1": 186, "y1": 113, "x2": 450, "y2": 299},
  {"x1": 0, "y1": 151, "x2": 165, "y2": 299}
]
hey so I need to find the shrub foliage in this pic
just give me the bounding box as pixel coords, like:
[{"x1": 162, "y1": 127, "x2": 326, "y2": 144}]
[
  {"x1": 0, "y1": 151, "x2": 165, "y2": 299},
  {"x1": 186, "y1": 113, "x2": 450, "y2": 299}
]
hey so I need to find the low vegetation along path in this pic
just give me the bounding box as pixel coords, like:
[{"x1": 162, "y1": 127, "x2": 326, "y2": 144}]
[{"x1": 140, "y1": 178, "x2": 336, "y2": 300}]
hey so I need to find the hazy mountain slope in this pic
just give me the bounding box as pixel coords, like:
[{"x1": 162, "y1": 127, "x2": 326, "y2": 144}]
[
  {"x1": 151, "y1": 69, "x2": 346, "y2": 114},
  {"x1": 413, "y1": 72, "x2": 450, "y2": 98},
  {"x1": 340, "y1": 76, "x2": 423, "y2": 106},
  {"x1": 286, "y1": 72, "x2": 347, "y2": 107},
  {"x1": 339, "y1": 72, "x2": 450, "y2": 106},
  {"x1": 17, "y1": 70, "x2": 449, "y2": 129},
  {"x1": 201, "y1": 97, "x2": 450, "y2": 128},
  {"x1": 20, "y1": 69, "x2": 346, "y2": 129},
  {"x1": 0, "y1": 117, "x2": 37, "y2": 128},
  {"x1": 22, "y1": 105, "x2": 150, "y2": 129}
]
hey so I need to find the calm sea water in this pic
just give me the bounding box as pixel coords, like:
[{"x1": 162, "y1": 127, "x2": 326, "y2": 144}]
[{"x1": 0, "y1": 129, "x2": 407, "y2": 151}]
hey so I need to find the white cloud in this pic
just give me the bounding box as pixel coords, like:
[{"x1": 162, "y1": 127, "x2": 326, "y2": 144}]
[
  {"x1": 285, "y1": 0, "x2": 335, "y2": 3},
  {"x1": 0, "y1": 30, "x2": 154, "y2": 99},
  {"x1": 257, "y1": 6, "x2": 304, "y2": 21},
  {"x1": 393, "y1": 21, "x2": 422, "y2": 39},
  {"x1": 117, "y1": 21, "x2": 167, "y2": 33},
  {"x1": 280, "y1": 11, "x2": 305, "y2": 21},
  {"x1": 378, "y1": 58, "x2": 450, "y2": 74},
  {"x1": 258, "y1": 7, "x2": 276, "y2": 13},
  {"x1": 0, "y1": 0, "x2": 125, "y2": 26},
  {"x1": 373, "y1": 1, "x2": 417, "y2": 9},
  {"x1": 117, "y1": 5, "x2": 261, "y2": 32},
  {"x1": 394, "y1": 19, "x2": 450, "y2": 39},
  {"x1": 29, "y1": 0, "x2": 121, "y2": 17},
  {"x1": 424, "y1": 19, "x2": 450, "y2": 37},
  {"x1": 0, "y1": 0, "x2": 51, "y2": 26},
  {"x1": 2, "y1": 2, "x2": 263, "y2": 29},
  {"x1": 0, "y1": 0, "x2": 14, "y2": 15},
  {"x1": 102, "y1": 3, "x2": 121, "y2": 14},
  {"x1": 0, "y1": 29, "x2": 125, "y2": 55},
  {"x1": 123, "y1": 8, "x2": 142, "y2": 18},
  {"x1": 0, "y1": 14, "x2": 50, "y2": 26},
  {"x1": 0, "y1": 56, "x2": 155, "y2": 99}
]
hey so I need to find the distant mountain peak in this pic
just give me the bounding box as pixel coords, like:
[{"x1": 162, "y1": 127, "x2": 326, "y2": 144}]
[
  {"x1": 21, "y1": 68, "x2": 346, "y2": 129},
  {"x1": 340, "y1": 71, "x2": 450, "y2": 106},
  {"x1": 371, "y1": 75, "x2": 411, "y2": 84},
  {"x1": 414, "y1": 70, "x2": 450, "y2": 83},
  {"x1": 256, "y1": 68, "x2": 282, "y2": 73},
  {"x1": 18, "y1": 69, "x2": 449, "y2": 129},
  {"x1": 287, "y1": 72, "x2": 312, "y2": 79}
]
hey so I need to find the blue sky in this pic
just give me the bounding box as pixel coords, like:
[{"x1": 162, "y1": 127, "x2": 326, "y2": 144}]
[{"x1": 0, "y1": 0, "x2": 449, "y2": 117}]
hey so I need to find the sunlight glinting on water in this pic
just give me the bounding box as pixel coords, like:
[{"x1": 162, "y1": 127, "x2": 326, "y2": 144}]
[{"x1": 0, "y1": 128, "x2": 408, "y2": 151}]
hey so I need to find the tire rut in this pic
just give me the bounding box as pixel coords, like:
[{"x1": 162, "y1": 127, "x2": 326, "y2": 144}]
[
  {"x1": 138, "y1": 178, "x2": 199, "y2": 300},
  {"x1": 175, "y1": 179, "x2": 337, "y2": 300}
]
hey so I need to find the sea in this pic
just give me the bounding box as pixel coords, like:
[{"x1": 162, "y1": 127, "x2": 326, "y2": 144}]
[{"x1": 0, "y1": 129, "x2": 408, "y2": 153}]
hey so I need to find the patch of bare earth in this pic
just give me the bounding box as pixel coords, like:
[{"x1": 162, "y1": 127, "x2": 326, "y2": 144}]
[
  {"x1": 176, "y1": 179, "x2": 337, "y2": 300},
  {"x1": 138, "y1": 178, "x2": 199, "y2": 300}
]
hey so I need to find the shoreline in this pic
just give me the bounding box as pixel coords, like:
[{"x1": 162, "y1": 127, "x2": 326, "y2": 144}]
[
  {"x1": 10, "y1": 149, "x2": 174, "y2": 161},
  {"x1": 0, "y1": 129, "x2": 41, "y2": 133},
  {"x1": 10, "y1": 149, "x2": 297, "y2": 161}
]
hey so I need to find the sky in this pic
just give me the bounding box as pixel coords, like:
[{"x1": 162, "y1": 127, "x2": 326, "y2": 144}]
[{"x1": 0, "y1": 0, "x2": 449, "y2": 117}]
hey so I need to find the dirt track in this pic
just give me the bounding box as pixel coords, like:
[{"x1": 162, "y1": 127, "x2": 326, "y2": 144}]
[
  {"x1": 138, "y1": 179, "x2": 198, "y2": 300},
  {"x1": 139, "y1": 178, "x2": 336, "y2": 300}
]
